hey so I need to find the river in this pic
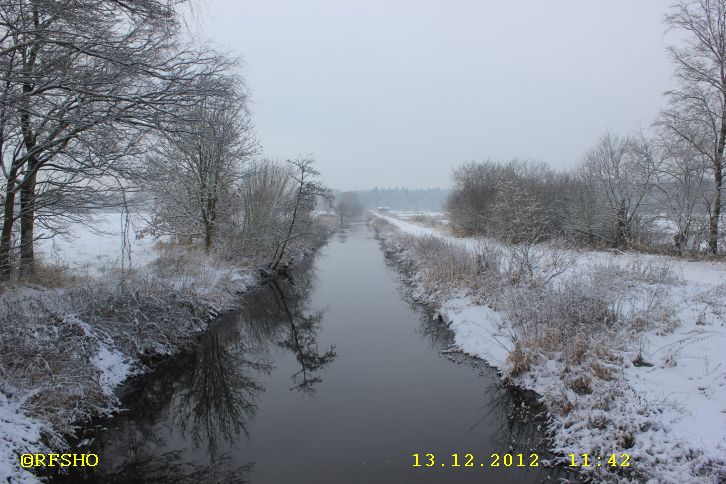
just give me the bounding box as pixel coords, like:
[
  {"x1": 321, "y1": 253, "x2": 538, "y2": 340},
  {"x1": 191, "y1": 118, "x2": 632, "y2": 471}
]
[{"x1": 52, "y1": 221, "x2": 568, "y2": 483}]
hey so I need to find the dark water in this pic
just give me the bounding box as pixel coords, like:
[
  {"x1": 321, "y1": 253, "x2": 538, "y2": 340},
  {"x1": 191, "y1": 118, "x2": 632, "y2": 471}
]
[{"x1": 52, "y1": 222, "x2": 567, "y2": 483}]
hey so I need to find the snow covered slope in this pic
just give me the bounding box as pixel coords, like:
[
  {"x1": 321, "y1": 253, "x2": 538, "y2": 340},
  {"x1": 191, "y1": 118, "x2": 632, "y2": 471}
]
[{"x1": 374, "y1": 212, "x2": 726, "y2": 483}]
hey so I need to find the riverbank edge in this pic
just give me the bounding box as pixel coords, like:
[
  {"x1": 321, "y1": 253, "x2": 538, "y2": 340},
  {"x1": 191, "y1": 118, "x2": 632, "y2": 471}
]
[
  {"x1": 1, "y1": 215, "x2": 339, "y2": 483},
  {"x1": 369, "y1": 215, "x2": 644, "y2": 483}
]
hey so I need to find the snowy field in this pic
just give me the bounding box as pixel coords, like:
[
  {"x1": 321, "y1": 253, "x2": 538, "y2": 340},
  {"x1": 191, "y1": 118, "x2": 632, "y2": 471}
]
[
  {"x1": 36, "y1": 211, "x2": 158, "y2": 276},
  {"x1": 374, "y1": 211, "x2": 726, "y2": 483}
]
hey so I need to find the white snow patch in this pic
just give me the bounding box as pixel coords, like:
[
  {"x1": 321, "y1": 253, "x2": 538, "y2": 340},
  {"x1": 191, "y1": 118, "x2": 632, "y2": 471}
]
[
  {"x1": 0, "y1": 391, "x2": 44, "y2": 483},
  {"x1": 91, "y1": 343, "x2": 132, "y2": 397},
  {"x1": 440, "y1": 297, "x2": 511, "y2": 366}
]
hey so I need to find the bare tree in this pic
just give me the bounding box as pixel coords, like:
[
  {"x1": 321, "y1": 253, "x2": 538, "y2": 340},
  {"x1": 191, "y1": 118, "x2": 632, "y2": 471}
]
[
  {"x1": 446, "y1": 159, "x2": 565, "y2": 242},
  {"x1": 445, "y1": 161, "x2": 503, "y2": 235},
  {"x1": 145, "y1": 69, "x2": 257, "y2": 252},
  {"x1": 0, "y1": 0, "x2": 225, "y2": 278},
  {"x1": 561, "y1": 167, "x2": 611, "y2": 246},
  {"x1": 660, "y1": 0, "x2": 726, "y2": 254},
  {"x1": 655, "y1": 130, "x2": 711, "y2": 254},
  {"x1": 581, "y1": 133, "x2": 659, "y2": 248},
  {"x1": 234, "y1": 159, "x2": 294, "y2": 259},
  {"x1": 268, "y1": 157, "x2": 329, "y2": 273},
  {"x1": 334, "y1": 191, "x2": 363, "y2": 223},
  {"x1": 491, "y1": 160, "x2": 556, "y2": 244}
]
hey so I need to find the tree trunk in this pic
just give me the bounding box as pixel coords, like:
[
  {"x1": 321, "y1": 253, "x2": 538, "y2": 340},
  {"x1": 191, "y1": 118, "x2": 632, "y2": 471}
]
[
  {"x1": 19, "y1": 169, "x2": 37, "y2": 276},
  {"x1": 709, "y1": 169, "x2": 722, "y2": 255},
  {"x1": 270, "y1": 178, "x2": 303, "y2": 271},
  {"x1": 710, "y1": 112, "x2": 726, "y2": 255},
  {"x1": 204, "y1": 222, "x2": 213, "y2": 253},
  {"x1": 615, "y1": 202, "x2": 627, "y2": 248},
  {"x1": 0, "y1": 172, "x2": 18, "y2": 279},
  {"x1": 18, "y1": 53, "x2": 38, "y2": 276}
]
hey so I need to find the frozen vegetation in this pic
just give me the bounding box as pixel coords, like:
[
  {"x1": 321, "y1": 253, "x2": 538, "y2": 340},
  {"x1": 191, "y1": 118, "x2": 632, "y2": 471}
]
[
  {"x1": 0, "y1": 210, "x2": 334, "y2": 483},
  {"x1": 373, "y1": 212, "x2": 726, "y2": 483},
  {"x1": 0, "y1": 212, "x2": 245, "y2": 483}
]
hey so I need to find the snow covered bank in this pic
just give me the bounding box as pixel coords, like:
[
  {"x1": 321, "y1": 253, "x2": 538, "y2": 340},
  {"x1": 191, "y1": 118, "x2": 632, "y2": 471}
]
[
  {"x1": 372, "y1": 213, "x2": 726, "y2": 483},
  {"x1": 0, "y1": 212, "x2": 336, "y2": 483},
  {"x1": 0, "y1": 274, "x2": 246, "y2": 483}
]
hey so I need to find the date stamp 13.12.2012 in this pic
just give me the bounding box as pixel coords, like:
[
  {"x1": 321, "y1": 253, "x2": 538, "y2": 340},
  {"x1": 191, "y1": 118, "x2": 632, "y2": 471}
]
[{"x1": 411, "y1": 452, "x2": 631, "y2": 469}]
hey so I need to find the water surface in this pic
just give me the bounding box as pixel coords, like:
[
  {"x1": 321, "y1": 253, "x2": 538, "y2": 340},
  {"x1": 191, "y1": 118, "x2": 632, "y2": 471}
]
[{"x1": 54, "y1": 221, "x2": 564, "y2": 483}]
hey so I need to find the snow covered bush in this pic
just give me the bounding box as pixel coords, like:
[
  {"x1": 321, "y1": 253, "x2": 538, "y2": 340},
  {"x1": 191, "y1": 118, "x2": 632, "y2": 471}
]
[{"x1": 501, "y1": 274, "x2": 618, "y2": 370}]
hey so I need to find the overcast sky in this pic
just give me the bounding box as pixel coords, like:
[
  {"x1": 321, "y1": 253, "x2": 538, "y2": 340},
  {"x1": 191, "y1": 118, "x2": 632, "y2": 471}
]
[{"x1": 192, "y1": 0, "x2": 676, "y2": 190}]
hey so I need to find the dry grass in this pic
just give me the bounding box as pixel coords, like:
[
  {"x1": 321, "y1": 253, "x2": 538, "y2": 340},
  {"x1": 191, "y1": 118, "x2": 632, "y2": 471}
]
[
  {"x1": 408, "y1": 213, "x2": 446, "y2": 229},
  {"x1": 506, "y1": 341, "x2": 533, "y2": 377},
  {"x1": 569, "y1": 375, "x2": 593, "y2": 395},
  {"x1": 374, "y1": 219, "x2": 506, "y2": 304},
  {"x1": 590, "y1": 361, "x2": 614, "y2": 381},
  {"x1": 16, "y1": 260, "x2": 87, "y2": 289}
]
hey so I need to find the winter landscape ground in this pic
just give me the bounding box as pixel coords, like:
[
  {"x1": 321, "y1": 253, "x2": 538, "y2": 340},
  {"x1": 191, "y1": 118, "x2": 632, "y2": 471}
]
[
  {"x1": 0, "y1": 212, "x2": 333, "y2": 483},
  {"x1": 372, "y1": 211, "x2": 726, "y2": 483}
]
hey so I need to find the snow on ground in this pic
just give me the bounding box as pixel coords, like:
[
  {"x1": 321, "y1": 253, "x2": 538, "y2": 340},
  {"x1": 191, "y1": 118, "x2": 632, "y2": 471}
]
[
  {"x1": 0, "y1": 392, "x2": 46, "y2": 484},
  {"x1": 386, "y1": 210, "x2": 445, "y2": 219},
  {"x1": 37, "y1": 211, "x2": 157, "y2": 276},
  {"x1": 92, "y1": 343, "x2": 133, "y2": 398},
  {"x1": 374, "y1": 210, "x2": 726, "y2": 483}
]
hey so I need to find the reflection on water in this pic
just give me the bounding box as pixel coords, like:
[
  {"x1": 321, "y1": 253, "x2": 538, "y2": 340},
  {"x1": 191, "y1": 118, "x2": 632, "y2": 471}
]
[
  {"x1": 53, "y1": 222, "x2": 570, "y2": 483},
  {"x1": 173, "y1": 331, "x2": 267, "y2": 459},
  {"x1": 270, "y1": 280, "x2": 337, "y2": 394}
]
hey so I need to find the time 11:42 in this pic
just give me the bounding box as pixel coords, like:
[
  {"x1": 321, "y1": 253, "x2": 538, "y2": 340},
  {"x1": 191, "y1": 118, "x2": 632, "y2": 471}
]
[{"x1": 569, "y1": 453, "x2": 630, "y2": 467}]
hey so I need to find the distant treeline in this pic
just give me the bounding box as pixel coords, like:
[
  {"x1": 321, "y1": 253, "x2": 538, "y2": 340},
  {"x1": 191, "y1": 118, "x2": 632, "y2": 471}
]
[{"x1": 352, "y1": 187, "x2": 449, "y2": 212}]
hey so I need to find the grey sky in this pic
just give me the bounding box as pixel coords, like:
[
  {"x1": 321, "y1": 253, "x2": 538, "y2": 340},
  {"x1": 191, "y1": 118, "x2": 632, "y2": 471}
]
[{"x1": 195, "y1": 0, "x2": 675, "y2": 190}]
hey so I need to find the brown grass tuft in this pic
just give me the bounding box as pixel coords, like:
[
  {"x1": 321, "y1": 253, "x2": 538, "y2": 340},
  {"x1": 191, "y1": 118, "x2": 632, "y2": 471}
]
[{"x1": 507, "y1": 341, "x2": 533, "y2": 377}]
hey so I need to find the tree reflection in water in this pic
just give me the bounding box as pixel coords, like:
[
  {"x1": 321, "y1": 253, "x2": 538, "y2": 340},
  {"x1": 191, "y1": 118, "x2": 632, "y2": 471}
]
[
  {"x1": 53, "y1": 256, "x2": 337, "y2": 483},
  {"x1": 168, "y1": 262, "x2": 336, "y2": 460},
  {"x1": 174, "y1": 330, "x2": 270, "y2": 460},
  {"x1": 269, "y1": 279, "x2": 336, "y2": 393},
  {"x1": 230, "y1": 260, "x2": 337, "y2": 395}
]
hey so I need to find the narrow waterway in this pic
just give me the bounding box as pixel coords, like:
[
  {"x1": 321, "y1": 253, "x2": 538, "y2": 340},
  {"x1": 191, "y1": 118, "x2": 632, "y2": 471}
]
[{"x1": 54, "y1": 221, "x2": 566, "y2": 483}]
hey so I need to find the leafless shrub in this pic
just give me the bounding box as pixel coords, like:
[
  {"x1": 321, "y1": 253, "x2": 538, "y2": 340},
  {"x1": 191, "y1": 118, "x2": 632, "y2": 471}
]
[
  {"x1": 503, "y1": 275, "x2": 615, "y2": 349},
  {"x1": 0, "y1": 289, "x2": 109, "y2": 434},
  {"x1": 588, "y1": 258, "x2": 681, "y2": 335},
  {"x1": 589, "y1": 257, "x2": 680, "y2": 290},
  {"x1": 503, "y1": 243, "x2": 576, "y2": 288},
  {"x1": 68, "y1": 276, "x2": 209, "y2": 359}
]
